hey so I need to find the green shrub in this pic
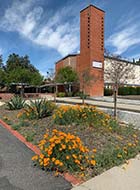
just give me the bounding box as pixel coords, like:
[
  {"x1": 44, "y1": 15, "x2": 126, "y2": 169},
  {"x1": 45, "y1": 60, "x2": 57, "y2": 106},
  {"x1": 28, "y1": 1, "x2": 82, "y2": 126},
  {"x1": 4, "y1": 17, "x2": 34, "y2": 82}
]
[
  {"x1": 104, "y1": 88, "x2": 113, "y2": 96},
  {"x1": 66, "y1": 92, "x2": 73, "y2": 97},
  {"x1": 118, "y1": 86, "x2": 140, "y2": 95},
  {"x1": 76, "y1": 92, "x2": 89, "y2": 99},
  {"x1": 11, "y1": 123, "x2": 22, "y2": 130},
  {"x1": 7, "y1": 96, "x2": 25, "y2": 110},
  {"x1": 23, "y1": 99, "x2": 56, "y2": 119},
  {"x1": 56, "y1": 92, "x2": 66, "y2": 97},
  {"x1": 25, "y1": 132, "x2": 36, "y2": 142},
  {"x1": 53, "y1": 105, "x2": 111, "y2": 127}
]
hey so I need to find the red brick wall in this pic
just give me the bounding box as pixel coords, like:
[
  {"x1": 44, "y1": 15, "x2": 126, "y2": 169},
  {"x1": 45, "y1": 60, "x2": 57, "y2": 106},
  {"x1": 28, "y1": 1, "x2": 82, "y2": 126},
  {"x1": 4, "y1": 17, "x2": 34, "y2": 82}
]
[
  {"x1": 55, "y1": 5, "x2": 105, "y2": 97},
  {"x1": 55, "y1": 60, "x2": 64, "y2": 73},
  {"x1": 77, "y1": 5, "x2": 105, "y2": 96}
]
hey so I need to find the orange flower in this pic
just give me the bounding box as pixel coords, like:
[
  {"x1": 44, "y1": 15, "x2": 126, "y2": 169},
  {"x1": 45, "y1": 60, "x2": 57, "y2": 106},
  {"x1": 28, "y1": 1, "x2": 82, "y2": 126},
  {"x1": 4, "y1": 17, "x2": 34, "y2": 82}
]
[
  {"x1": 59, "y1": 162, "x2": 64, "y2": 166},
  {"x1": 40, "y1": 154, "x2": 44, "y2": 159},
  {"x1": 72, "y1": 154, "x2": 77, "y2": 159},
  {"x1": 61, "y1": 144, "x2": 66, "y2": 149},
  {"x1": 32, "y1": 155, "x2": 38, "y2": 161},
  {"x1": 55, "y1": 160, "x2": 60, "y2": 165},
  {"x1": 92, "y1": 148, "x2": 97, "y2": 153},
  {"x1": 90, "y1": 160, "x2": 96, "y2": 166},
  {"x1": 66, "y1": 155, "x2": 70, "y2": 160},
  {"x1": 44, "y1": 134, "x2": 49, "y2": 139},
  {"x1": 75, "y1": 159, "x2": 80, "y2": 165},
  {"x1": 44, "y1": 158, "x2": 50, "y2": 164},
  {"x1": 48, "y1": 151, "x2": 52, "y2": 156}
]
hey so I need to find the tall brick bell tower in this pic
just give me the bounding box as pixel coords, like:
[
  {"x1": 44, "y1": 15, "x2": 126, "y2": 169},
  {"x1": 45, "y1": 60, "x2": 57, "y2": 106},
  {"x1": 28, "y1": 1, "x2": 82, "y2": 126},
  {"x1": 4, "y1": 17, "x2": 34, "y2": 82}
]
[{"x1": 77, "y1": 5, "x2": 105, "y2": 96}]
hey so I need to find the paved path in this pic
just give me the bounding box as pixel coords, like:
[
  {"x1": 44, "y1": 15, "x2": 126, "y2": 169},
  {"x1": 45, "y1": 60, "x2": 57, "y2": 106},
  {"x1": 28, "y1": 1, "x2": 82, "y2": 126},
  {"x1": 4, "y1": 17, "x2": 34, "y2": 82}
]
[
  {"x1": 0, "y1": 101, "x2": 5, "y2": 106},
  {"x1": 0, "y1": 125, "x2": 72, "y2": 190},
  {"x1": 56, "y1": 97, "x2": 140, "y2": 113},
  {"x1": 72, "y1": 155, "x2": 140, "y2": 190}
]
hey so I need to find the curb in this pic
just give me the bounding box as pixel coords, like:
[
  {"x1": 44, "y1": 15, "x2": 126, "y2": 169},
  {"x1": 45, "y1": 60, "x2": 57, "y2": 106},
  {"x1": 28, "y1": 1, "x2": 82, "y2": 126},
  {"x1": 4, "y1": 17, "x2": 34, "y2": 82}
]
[
  {"x1": 0, "y1": 119, "x2": 83, "y2": 186},
  {"x1": 0, "y1": 119, "x2": 41, "y2": 155},
  {"x1": 56, "y1": 99, "x2": 140, "y2": 113}
]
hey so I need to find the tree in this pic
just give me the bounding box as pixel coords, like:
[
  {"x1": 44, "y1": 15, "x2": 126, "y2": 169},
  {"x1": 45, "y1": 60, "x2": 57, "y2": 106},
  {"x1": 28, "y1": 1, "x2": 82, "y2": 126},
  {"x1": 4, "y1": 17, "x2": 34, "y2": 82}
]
[
  {"x1": 105, "y1": 55, "x2": 135, "y2": 118},
  {"x1": 4, "y1": 53, "x2": 43, "y2": 86},
  {"x1": 0, "y1": 55, "x2": 6, "y2": 88},
  {"x1": 0, "y1": 55, "x2": 3, "y2": 68},
  {"x1": 55, "y1": 66, "x2": 78, "y2": 83},
  {"x1": 55, "y1": 66, "x2": 79, "y2": 94},
  {"x1": 136, "y1": 58, "x2": 140, "y2": 65}
]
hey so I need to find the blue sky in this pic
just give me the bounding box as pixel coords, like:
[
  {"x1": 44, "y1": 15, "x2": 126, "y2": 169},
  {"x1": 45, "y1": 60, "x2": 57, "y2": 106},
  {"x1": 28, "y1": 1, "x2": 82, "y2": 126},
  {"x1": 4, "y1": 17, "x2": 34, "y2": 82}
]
[{"x1": 0, "y1": 0, "x2": 140, "y2": 76}]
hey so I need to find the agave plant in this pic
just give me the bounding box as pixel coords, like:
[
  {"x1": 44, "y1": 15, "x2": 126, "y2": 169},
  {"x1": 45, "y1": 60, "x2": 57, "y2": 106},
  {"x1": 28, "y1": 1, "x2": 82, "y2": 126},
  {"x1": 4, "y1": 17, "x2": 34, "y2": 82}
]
[
  {"x1": 25, "y1": 99, "x2": 56, "y2": 119},
  {"x1": 7, "y1": 96, "x2": 26, "y2": 110}
]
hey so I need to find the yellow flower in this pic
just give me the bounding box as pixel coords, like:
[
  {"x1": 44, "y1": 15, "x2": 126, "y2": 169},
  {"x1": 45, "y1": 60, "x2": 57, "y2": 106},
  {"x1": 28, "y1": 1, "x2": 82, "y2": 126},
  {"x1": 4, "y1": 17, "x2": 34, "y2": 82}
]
[
  {"x1": 117, "y1": 154, "x2": 122, "y2": 158},
  {"x1": 80, "y1": 166, "x2": 84, "y2": 171},
  {"x1": 52, "y1": 157, "x2": 56, "y2": 162},
  {"x1": 124, "y1": 150, "x2": 127, "y2": 154},
  {"x1": 128, "y1": 143, "x2": 132, "y2": 147},
  {"x1": 80, "y1": 173, "x2": 85, "y2": 177},
  {"x1": 40, "y1": 161, "x2": 43, "y2": 166},
  {"x1": 68, "y1": 146, "x2": 72, "y2": 150},
  {"x1": 72, "y1": 154, "x2": 77, "y2": 159},
  {"x1": 133, "y1": 134, "x2": 137, "y2": 138},
  {"x1": 54, "y1": 171, "x2": 59, "y2": 177}
]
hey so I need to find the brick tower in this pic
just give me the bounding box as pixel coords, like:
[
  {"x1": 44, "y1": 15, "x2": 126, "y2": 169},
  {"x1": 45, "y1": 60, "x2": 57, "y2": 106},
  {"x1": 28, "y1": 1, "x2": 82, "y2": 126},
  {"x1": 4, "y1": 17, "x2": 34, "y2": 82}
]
[{"x1": 77, "y1": 5, "x2": 105, "y2": 96}]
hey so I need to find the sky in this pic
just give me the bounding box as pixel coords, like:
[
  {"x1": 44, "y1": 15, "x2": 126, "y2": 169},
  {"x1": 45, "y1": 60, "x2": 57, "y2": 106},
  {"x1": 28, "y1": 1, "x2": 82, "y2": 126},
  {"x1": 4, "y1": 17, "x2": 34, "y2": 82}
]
[{"x1": 0, "y1": 0, "x2": 140, "y2": 76}]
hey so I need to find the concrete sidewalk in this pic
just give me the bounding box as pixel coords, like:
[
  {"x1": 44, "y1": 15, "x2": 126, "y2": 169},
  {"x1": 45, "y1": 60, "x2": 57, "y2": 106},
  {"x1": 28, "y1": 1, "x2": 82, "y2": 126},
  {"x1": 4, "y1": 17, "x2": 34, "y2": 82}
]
[
  {"x1": 72, "y1": 155, "x2": 140, "y2": 190},
  {"x1": 0, "y1": 124, "x2": 71, "y2": 190},
  {"x1": 56, "y1": 97, "x2": 140, "y2": 113}
]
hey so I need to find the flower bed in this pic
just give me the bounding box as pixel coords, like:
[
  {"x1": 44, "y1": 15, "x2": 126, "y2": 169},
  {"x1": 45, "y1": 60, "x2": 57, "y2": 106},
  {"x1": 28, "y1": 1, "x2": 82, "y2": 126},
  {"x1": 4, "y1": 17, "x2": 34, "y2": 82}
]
[{"x1": 0, "y1": 101, "x2": 140, "y2": 180}]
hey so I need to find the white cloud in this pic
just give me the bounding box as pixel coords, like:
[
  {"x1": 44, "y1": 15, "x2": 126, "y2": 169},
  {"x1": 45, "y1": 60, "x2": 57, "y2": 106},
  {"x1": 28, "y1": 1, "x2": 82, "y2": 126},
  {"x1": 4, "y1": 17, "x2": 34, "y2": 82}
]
[
  {"x1": 106, "y1": 14, "x2": 140, "y2": 55},
  {"x1": 0, "y1": 0, "x2": 80, "y2": 56}
]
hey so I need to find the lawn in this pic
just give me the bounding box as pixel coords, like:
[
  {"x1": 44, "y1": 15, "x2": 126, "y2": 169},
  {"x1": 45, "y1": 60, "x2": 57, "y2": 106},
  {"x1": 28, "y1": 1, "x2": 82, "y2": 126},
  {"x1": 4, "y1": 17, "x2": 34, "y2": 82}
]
[{"x1": 0, "y1": 97, "x2": 140, "y2": 180}]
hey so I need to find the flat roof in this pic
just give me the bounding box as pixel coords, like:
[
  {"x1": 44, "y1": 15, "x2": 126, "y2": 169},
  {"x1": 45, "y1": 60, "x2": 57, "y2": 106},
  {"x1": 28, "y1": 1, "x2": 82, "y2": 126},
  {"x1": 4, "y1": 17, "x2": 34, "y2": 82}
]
[
  {"x1": 55, "y1": 54, "x2": 79, "y2": 64},
  {"x1": 104, "y1": 55, "x2": 140, "y2": 65},
  {"x1": 80, "y1": 4, "x2": 105, "y2": 13}
]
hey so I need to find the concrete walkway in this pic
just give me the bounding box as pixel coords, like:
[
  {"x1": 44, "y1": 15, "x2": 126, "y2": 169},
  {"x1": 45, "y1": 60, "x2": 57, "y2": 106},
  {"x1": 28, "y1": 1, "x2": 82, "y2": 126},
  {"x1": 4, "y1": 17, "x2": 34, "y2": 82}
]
[
  {"x1": 0, "y1": 101, "x2": 5, "y2": 106},
  {"x1": 72, "y1": 155, "x2": 140, "y2": 190},
  {"x1": 0, "y1": 124, "x2": 71, "y2": 190},
  {"x1": 56, "y1": 97, "x2": 140, "y2": 113}
]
